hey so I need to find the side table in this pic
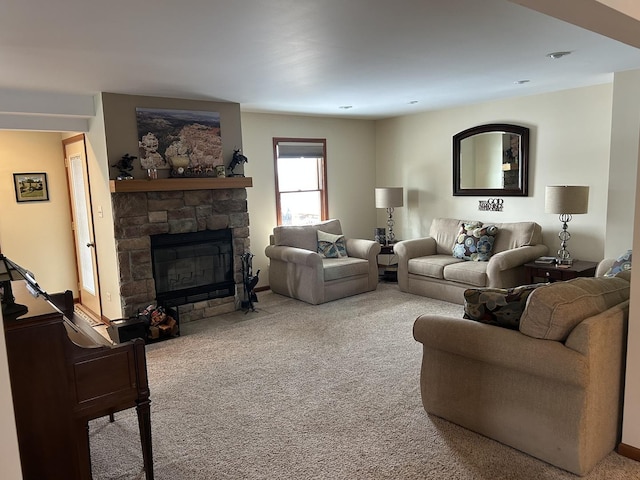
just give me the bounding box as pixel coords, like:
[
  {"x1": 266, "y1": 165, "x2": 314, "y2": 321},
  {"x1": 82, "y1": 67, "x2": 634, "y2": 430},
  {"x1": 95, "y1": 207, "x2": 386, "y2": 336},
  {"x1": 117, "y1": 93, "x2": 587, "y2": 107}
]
[
  {"x1": 524, "y1": 260, "x2": 599, "y2": 284},
  {"x1": 378, "y1": 243, "x2": 398, "y2": 282}
]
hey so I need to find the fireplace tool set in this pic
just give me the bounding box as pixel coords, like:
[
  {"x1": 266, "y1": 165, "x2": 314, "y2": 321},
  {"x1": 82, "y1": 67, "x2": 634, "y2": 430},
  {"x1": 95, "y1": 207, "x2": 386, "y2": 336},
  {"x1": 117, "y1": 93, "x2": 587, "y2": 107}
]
[{"x1": 240, "y1": 252, "x2": 259, "y2": 312}]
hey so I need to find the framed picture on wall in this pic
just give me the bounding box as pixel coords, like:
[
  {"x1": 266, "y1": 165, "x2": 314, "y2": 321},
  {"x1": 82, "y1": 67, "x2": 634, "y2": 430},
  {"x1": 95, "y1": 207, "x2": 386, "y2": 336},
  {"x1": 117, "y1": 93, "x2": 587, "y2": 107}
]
[
  {"x1": 136, "y1": 107, "x2": 223, "y2": 177},
  {"x1": 13, "y1": 172, "x2": 49, "y2": 202}
]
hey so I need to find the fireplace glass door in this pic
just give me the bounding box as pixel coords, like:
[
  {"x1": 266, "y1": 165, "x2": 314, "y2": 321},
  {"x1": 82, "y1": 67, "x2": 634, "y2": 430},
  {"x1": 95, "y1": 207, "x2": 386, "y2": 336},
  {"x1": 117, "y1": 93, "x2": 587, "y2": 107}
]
[{"x1": 151, "y1": 229, "x2": 234, "y2": 306}]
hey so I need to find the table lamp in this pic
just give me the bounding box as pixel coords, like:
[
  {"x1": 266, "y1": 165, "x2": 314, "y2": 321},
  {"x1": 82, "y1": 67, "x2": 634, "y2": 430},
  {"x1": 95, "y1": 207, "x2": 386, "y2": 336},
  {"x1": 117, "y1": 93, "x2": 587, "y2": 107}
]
[
  {"x1": 544, "y1": 185, "x2": 589, "y2": 265},
  {"x1": 375, "y1": 187, "x2": 403, "y2": 244}
]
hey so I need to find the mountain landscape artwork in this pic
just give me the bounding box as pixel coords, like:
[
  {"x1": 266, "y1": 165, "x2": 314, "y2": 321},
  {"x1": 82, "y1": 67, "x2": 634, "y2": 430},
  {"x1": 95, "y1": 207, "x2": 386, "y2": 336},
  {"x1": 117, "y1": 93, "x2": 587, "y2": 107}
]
[{"x1": 136, "y1": 107, "x2": 222, "y2": 176}]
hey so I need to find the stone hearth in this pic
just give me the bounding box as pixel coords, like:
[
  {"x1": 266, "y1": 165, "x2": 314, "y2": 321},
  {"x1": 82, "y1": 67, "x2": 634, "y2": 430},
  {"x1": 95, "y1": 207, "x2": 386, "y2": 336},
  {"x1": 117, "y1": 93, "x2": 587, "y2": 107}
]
[{"x1": 111, "y1": 187, "x2": 250, "y2": 323}]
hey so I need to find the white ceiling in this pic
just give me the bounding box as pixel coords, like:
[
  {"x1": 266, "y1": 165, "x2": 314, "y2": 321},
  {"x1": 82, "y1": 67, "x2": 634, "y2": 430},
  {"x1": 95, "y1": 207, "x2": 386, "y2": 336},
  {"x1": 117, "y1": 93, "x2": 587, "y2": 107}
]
[{"x1": 2, "y1": 0, "x2": 640, "y2": 120}]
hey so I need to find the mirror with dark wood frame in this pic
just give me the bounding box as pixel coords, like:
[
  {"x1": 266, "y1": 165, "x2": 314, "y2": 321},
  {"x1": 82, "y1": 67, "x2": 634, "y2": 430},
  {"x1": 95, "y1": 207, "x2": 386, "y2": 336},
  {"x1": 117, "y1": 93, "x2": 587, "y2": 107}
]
[{"x1": 453, "y1": 123, "x2": 529, "y2": 196}]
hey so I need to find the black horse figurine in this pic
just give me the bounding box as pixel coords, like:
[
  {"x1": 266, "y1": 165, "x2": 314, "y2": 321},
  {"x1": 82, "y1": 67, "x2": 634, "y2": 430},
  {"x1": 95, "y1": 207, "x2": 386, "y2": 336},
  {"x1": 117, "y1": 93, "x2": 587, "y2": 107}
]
[
  {"x1": 112, "y1": 153, "x2": 137, "y2": 180},
  {"x1": 229, "y1": 149, "x2": 248, "y2": 177}
]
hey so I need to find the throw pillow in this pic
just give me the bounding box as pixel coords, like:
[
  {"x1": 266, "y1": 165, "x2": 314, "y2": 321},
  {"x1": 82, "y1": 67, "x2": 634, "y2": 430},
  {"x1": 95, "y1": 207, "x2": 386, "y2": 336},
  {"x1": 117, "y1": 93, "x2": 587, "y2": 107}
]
[
  {"x1": 463, "y1": 284, "x2": 542, "y2": 330},
  {"x1": 604, "y1": 250, "x2": 632, "y2": 277},
  {"x1": 453, "y1": 223, "x2": 498, "y2": 261},
  {"x1": 317, "y1": 230, "x2": 348, "y2": 258}
]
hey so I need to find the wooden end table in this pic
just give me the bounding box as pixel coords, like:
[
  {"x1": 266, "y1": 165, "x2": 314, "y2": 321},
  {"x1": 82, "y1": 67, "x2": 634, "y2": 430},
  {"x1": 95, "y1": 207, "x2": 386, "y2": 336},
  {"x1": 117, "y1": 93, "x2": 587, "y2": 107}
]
[
  {"x1": 524, "y1": 260, "x2": 599, "y2": 284},
  {"x1": 378, "y1": 243, "x2": 398, "y2": 282}
]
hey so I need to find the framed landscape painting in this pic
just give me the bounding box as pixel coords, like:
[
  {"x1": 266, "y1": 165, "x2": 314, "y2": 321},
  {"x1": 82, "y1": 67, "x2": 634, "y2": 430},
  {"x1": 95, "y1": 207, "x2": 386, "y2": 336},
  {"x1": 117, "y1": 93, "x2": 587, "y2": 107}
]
[
  {"x1": 136, "y1": 107, "x2": 223, "y2": 177},
  {"x1": 13, "y1": 172, "x2": 49, "y2": 202}
]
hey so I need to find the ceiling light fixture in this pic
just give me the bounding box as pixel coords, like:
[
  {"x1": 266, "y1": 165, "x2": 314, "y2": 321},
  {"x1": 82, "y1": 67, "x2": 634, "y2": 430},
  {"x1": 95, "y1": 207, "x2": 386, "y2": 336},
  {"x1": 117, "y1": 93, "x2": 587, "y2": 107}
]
[{"x1": 546, "y1": 51, "x2": 572, "y2": 60}]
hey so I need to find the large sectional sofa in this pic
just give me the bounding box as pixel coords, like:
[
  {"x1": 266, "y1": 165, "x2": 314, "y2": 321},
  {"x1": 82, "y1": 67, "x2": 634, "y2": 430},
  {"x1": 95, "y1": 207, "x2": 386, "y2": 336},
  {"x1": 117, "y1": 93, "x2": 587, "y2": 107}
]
[{"x1": 395, "y1": 217, "x2": 548, "y2": 304}]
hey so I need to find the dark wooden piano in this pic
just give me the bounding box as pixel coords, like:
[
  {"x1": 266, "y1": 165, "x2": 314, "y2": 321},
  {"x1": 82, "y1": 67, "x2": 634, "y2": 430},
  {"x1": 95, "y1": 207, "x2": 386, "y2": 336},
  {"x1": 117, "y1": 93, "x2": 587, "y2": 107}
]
[{"x1": 2, "y1": 280, "x2": 154, "y2": 480}]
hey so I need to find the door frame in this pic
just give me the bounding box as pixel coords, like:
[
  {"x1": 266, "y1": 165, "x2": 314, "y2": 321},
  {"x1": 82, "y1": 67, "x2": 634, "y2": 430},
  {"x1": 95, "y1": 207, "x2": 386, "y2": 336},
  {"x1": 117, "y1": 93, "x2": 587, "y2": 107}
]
[{"x1": 62, "y1": 133, "x2": 102, "y2": 319}]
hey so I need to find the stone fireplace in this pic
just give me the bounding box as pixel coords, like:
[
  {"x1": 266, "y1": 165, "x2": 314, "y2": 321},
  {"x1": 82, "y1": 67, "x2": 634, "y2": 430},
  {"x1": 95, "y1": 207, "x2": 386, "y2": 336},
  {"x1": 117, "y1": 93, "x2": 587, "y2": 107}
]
[{"x1": 110, "y1": 180, "x2": 251, "y2": 323}]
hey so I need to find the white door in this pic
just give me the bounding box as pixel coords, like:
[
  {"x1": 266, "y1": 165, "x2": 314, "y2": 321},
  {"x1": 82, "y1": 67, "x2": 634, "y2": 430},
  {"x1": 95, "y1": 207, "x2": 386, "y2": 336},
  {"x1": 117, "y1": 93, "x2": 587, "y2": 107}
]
[{"x1": 63, "y1": 134, "x2": 101, "y2": 317}]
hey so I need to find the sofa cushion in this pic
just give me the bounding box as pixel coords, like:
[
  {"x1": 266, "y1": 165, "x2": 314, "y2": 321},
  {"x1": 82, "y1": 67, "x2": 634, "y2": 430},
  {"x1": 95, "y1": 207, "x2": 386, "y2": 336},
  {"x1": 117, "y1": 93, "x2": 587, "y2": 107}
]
[
  {"x1": 519, "y1": 276, "x2": 630, "y2": 341},
  {"x1": 429, "y1": 218, "x2": 466, "y2": 255},
  {"x1": 273, "y1": 219, "x2": 343, "y2": 251},
  {"x1": 443, "y1": 261, "x2": 489, "y2": 287},
  {"x1": 492, "y1": 221, "x2": 542, "y2": 252},
  {"x1": 408, "y1": 255, "x2": 464, "y2": 279},
  {"x1": 604, "y1": 250, "x2": 632, "y2": 277},
  {"x1": 463, "y1": 284, "x2": 542, "y2": 330},
  {"x1": 322, "y1": 257, "x2": 369, "y2": 281},
  {"x1": 317, "y1": 230, "x2": 347, "y2": 258},
  {"x1": 452, "y1": 223, "x2": 498, "y2": 261}
]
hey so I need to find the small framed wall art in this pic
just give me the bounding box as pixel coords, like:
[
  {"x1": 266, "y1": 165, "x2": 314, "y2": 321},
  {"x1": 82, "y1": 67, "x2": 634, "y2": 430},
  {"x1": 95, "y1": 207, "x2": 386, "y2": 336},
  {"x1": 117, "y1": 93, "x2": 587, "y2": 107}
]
[{"x1": 13, "y1": 172, "x2": 49, "y2": 202}]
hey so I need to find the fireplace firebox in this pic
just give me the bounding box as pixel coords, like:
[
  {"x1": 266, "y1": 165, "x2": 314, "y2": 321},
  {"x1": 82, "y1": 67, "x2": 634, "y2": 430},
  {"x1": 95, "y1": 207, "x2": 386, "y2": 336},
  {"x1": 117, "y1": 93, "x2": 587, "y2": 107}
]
[{"x1": 150, "y1": 229, "x2": 235, "y2": 307}]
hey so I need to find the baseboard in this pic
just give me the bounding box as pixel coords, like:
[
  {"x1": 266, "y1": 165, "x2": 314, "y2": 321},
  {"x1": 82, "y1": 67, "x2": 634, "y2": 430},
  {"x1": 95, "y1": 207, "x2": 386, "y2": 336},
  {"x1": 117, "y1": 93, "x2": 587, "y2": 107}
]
[
  {"x1": 617, "y1": 442, "x2": 640, "y2": 462},
  {"x1": 255, "y1": 285, "x2": 270, "y2": 293}
]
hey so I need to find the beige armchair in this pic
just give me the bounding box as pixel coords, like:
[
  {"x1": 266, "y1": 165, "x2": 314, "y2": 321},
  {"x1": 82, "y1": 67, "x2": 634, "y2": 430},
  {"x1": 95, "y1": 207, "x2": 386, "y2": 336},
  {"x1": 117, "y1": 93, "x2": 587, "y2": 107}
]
[{"x1": 265, "y1": 219, "x2": 382, "y2": 305}]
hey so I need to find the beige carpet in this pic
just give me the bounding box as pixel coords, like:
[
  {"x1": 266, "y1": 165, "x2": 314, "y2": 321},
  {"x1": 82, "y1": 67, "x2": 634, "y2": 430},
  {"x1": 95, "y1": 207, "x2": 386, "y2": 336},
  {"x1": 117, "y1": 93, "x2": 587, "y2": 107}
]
[{"x1": 89, "y1": 283, "x2": 640, "y2": 479}]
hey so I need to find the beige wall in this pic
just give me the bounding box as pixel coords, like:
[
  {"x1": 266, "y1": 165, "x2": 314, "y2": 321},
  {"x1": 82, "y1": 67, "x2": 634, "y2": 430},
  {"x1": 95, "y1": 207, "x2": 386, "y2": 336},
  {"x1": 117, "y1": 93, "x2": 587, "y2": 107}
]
[
  {"x1": 607, "y1": 70, "x2": 640, "y2": 257},
  {"x1": 619, "y1": 70, "x2": 640, "y2": 449},
  {"x1": 606, "y1": 69, "x2": 640, "y2": 451},
  {"x1": 375, "y1": 83, "x2": 615, "y2": 262},
  {"x1": 84, "y1": 96, "x2": 120, "y2": 318},
  {"x1": 240, "y1": 112, "x2": 376, "y2": 289},
  {"x1": 0, "y1": 131, "x2": 77, "y2": 294},
  {"x1": 625, "y1": 145, "x2": 640, "y2": 449}
]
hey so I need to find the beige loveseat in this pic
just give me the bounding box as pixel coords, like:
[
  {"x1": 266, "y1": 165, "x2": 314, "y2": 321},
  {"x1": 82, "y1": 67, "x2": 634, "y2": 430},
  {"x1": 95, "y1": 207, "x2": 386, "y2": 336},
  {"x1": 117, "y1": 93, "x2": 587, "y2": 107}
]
[
  {"x1": 395, "y1": 218, "x2": 548, "y2": 304},
  {"x1": 413, "y1": 268, "x2": 631, "y2": 475},
  {"x1": 264, "y1": 219, "x2": 381, "y2": 305}
]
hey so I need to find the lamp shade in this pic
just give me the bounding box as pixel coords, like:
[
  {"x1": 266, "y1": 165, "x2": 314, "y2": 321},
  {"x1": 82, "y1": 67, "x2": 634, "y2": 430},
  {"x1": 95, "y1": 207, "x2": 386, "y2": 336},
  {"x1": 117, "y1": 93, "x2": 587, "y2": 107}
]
[
  {"x1": 375, "y1": 187, "x2": 403, "y2": 209},
  {"x1": 545, "y1": 185, "x2": 589, "y2": 214}
]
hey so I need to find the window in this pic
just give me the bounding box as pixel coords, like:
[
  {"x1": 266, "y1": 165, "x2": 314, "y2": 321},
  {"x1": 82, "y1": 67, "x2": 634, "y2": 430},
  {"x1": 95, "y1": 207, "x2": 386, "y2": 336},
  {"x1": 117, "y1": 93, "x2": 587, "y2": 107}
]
[{"x1": 273, "y1": 138, "x2": 328, "y2": 225}]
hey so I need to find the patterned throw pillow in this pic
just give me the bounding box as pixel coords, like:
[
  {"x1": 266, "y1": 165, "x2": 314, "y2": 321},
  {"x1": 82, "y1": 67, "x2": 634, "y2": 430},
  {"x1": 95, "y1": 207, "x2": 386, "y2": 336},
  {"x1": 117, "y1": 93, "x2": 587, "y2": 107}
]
[
  {"x1": 317, "y1": 230, "x2": 348, "y2": 258},
  {"x1": 452, "y1": 223, "x2": 498, "y2": 261},
  {"x1": 463, "y1": 284, "x2": 542, "y2": 330},
  {"x1": 604, "y1": 250, "x2": 632, "y2": 277}
]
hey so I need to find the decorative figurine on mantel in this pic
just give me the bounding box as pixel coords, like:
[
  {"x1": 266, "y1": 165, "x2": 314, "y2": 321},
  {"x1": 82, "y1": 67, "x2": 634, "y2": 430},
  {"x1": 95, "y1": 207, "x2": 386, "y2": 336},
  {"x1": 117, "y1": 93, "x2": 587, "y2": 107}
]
[
  {"x1": 229, "y1": 149, "x2": 248, "y2": 177},
  {"x1": 112, "y1": 153, "x2": 137, "y2": 180}
]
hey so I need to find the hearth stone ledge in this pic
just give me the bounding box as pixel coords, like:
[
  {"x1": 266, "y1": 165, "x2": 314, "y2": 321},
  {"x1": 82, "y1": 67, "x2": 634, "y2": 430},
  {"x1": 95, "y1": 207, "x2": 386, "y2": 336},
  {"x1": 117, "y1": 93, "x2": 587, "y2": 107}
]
[{"x1": 111, "y1": 188, "x2": 251, "y2": 322}]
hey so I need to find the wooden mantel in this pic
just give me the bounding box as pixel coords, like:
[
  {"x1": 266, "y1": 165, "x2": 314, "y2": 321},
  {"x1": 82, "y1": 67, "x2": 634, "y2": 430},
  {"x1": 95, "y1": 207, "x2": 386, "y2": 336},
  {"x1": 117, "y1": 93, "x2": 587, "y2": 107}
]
[{"x1": 109, "y1": 177, "x2": 253, "y2": 193}]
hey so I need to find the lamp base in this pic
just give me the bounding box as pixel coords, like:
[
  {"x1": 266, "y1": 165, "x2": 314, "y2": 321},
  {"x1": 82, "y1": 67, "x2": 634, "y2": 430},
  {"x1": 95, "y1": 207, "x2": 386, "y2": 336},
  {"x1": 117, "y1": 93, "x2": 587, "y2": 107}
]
[
  {"x1": 386, "y1": 207, "x2": 396, "y2": 244},
  {"x1": 1, "y1": 279, "x2": 29, "y2": 319},
  {"x1": 556, "y1": 215, "x2": 574, "y2": 267},
  {"x1": 1, "y1": 301, "x2": 28, "y2": 318}
]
